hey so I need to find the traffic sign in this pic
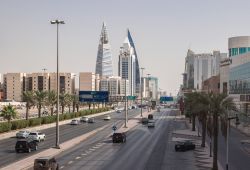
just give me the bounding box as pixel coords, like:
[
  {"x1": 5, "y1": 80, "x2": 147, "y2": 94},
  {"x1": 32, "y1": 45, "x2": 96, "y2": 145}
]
[
  {"x1": 112, "y1": 125, "x2": 117, "y2": 131},
  {"x1": 79, "y1": 91, "x2": 109, "y2": 102}
]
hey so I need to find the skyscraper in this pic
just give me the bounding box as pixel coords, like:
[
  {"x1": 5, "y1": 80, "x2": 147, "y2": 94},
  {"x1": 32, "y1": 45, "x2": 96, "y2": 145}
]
[
  {"x1": 118, "y1": 36, "x2": 136, "y2": 96},
  {"x1": 127, "y1": 29, "x2": 140, "y2": 94},
  {"x1": 95, "y1": 22, "x2": 113, "y2": 78}
]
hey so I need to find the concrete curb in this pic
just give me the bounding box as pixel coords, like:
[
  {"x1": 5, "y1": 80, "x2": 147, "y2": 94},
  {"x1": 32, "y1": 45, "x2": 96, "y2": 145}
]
[
  {"x1": 0, "y1": 110, "x2": 113, "y2": 140},
  {"x1": 2, "y1": 124, "x2": 110, "y2": 170}
]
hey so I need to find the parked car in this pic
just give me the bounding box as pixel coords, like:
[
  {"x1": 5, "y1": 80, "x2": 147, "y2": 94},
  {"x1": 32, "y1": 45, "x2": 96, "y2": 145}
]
[
  {"x1": 15, "y1": 139, "x2": 38, "y2": 153},
  {"x1": 34, "y1": 156, "x2": 59, "y2": 170},
  {"x1": 148, "y1": 119, "x2": 155, "y2": 128},
  {"x1": 88, "y1": 118, "x2": 95, "y2": 123},
  {"x1": 16, "y1": 130, "x2": 30, "y2": 138},
  {"x1": 141, "y1": 117, "x2": 148, "y2": 124},
  {"x1": 148, "y1": 114, "x2": 154, "y2": 120},
  {"x1": 104, "y1": 115, "x2": 111, "y2": 120},
  {"x1": 28, "y1": 132, "x2": 46, "y2": 142},
  {"x1": 175, "y1": 141, "x2": 196, "y2": 152},
  {"x1": 112, "y1": 132, "x2": 126, "y2": 143},
  {"x1": 116, "y1": 110, "x2": 122, "y2": 113},
  {"x1": 70, "y1": 119, "x2": 79, "y2": 125},
  {"x1": 80, "y1": 116, "x2": 89, "y2": 122}
]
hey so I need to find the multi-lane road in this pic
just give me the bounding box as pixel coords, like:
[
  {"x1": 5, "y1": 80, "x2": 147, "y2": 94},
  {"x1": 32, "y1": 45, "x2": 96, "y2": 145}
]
[
  {"x1": 0, "y1": 108, "x2": 144, "y2": 168},
  {"x1": 55, "y1": 109, "x2": 197, "y2": 170}
]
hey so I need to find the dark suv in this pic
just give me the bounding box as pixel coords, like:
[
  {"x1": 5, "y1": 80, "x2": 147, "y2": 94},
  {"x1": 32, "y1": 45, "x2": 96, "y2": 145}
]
[
  {"x1": 34, "y1": 156, "x2": 59, "y2": 170},
  {"x1": 112, "y1": 132, "x2": 126, "y2": 143},
  {"x1": 15, "y1": 139, "x2": 38, "y2": 153}
]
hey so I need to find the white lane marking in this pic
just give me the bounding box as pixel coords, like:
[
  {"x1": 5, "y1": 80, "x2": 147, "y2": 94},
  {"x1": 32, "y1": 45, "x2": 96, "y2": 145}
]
[
  {"x1": 68, "y1": 161, "x2": 74, "y2": 164},
  {"x1": 60, "y1": 166, "x2": 65, "y2": 169},
  {"x1": 81, "y1": 153, "x2": 87, "y2": 156},
  {"x1": 75, "y1": 156, "x2": 81, "y2": 160},
  {"x1": 93, "y1": 146, "x2": 99, "y2": 149},
  {"x1": 89, "y1": 148, "x2": 95, "y2": 151}
]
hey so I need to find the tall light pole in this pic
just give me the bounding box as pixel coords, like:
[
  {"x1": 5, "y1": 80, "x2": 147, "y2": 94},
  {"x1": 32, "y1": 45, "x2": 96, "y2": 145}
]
[
  {"x1": 140, "y1": 67, "x2": 145, "y2": 117},
  {"x1": 147, "y1": 73, "x2": 151, "y2": 112},
  {"x1": 50, "y1": 19, "x2": 65, "y2": 149},
  {"x1": 124, "y1": 78, "x2": 128, "y2": 128}
]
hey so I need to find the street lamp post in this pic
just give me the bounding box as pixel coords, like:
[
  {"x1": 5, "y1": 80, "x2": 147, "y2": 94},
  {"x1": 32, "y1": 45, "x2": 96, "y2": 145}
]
[
  {"x1": 50, "y1": 19, "x2": 65, "y2": 149},
  {"x1": 124, "y1": 78, "x2": 128, "y2": 128},
  {"x1": 147, "y1": 73, "x2": 150, "y2": 111},
  {"x1": 140, "y1": 67, "x2": 145, "y2": 117}
]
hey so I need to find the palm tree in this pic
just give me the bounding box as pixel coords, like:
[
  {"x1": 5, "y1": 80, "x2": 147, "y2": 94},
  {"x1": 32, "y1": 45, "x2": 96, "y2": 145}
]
[
  {"x1": 1, "y1": 104, "x2": 17, "y2": 122},
  {"x1": 184, "y1": 92, "x2": 200, "y2": 131},
  {"x1": 46, "y1": 90, "x2": 57, "y2": 115},
  {"x1": 209, "y1": 93, "x2": 236, "y2": 170},
  {"x1": 66, "y1": 94, "x2": 73, "y2": 113},
  {"x1": 72, "y1": 94, "x2": 79, "y2": 112},
  {"x1": 23, "y1": 91, "x2": 36, "y2": 120},
  {"x1": 60, "y1": 92, "x2": 69, "y2": 114},
  {"x1": 34, "y1": 90, "x2": 47, "y2": 118}
]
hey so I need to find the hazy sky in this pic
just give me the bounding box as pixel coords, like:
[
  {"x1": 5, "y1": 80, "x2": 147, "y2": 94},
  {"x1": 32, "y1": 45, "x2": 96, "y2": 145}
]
[{"x1": 1, "y1": 0, "x2": 250, "y2": 95}]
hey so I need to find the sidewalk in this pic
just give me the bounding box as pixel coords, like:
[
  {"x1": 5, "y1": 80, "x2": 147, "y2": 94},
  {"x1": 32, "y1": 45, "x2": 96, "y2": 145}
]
[
  {"x1": 172, "y1": 119, "x2": 224, "y2": 170},
  {"x1": 2, "y1": 110, "x2": 154, "y2": 170},
  {"x1": 0, "y1": 110, "x2": 113, "y2": 140}
]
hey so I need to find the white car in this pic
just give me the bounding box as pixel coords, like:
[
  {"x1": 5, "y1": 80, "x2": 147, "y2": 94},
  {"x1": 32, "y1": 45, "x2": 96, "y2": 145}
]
[
  {"x1": 28, "y1": 132, "x2": 46, "y2": 142},
  {"x1": 148, "y1": 120, "x2": 155, "y2": 128},
  {"x1": 16, "y1": 130, "x2": 30, "y2": 138},
  {"x1": 70, "y1": 119, "x2": 79, "y2": 125},
  {"x1": 103, "y1": 115, "x2": 111, "y2": 120},
  {"x1": 80, "y1": 116, "x2": 89, "y2": 122}
]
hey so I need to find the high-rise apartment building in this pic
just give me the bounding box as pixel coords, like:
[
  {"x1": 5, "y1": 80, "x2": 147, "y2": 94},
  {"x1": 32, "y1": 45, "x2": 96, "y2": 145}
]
[
  {"x1": 79, "y1": 72, "x2": 99, "y2": 91},
  {"x1": 95, "y1": 22, "x2": 113, "y2": 78},
  {"x1": 3, "y1": 73, "x2": 26, "y2": 102},
  {"x1": 142, "y1": 76, "x2": 158, "y2": 100},
  {"x1": 118, "y1": 36, "x2": 136, "y2": 96}
]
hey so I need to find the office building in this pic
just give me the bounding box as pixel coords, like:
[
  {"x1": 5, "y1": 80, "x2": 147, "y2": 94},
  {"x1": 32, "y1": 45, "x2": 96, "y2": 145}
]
[
  {"x1": 95, "y1": 22, "x2": 113, "y2": 78},
  {"x1": 142, "y1": 76, "x2": 158, "y2": 100},
  {"x1": 228, "y1": 36, "x2": 250, "y2": 113},
  {"x1": 220, "y1": 58, "x2": 231, "y2": 94},
  {"x1": 183, "y1": 49, "x2": 226, "y2": 90},
  {"x1": 118, "y1": 35, "x2": 136, "y2": 96}
]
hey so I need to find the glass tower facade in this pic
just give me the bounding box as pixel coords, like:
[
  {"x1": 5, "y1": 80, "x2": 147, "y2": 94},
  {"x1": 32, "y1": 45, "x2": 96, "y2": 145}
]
[
  {"x1": 127, "y1": 29, "x2": 140, "y2": 94},
  {"x1": 95, "y1": 22, "x2": 113, "y2": 77}
]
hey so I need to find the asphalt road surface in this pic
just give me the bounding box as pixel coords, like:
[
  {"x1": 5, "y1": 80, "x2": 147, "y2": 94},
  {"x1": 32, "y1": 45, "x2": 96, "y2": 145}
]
[
  {"x1": 55, "y1": 109, "x2": 197, "y2": 170},
  {"x1": 0, "y1": 108, "x2": 144, "y2": 168}
]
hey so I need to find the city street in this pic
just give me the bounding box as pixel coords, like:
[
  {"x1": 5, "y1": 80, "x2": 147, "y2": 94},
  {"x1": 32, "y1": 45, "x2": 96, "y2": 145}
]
[
  {"x1": 55, "y1": 109, "x2": 197, "y2": 170},
  {"x1": 0, "y1": 108, "x2": 144, "y2": 168}
]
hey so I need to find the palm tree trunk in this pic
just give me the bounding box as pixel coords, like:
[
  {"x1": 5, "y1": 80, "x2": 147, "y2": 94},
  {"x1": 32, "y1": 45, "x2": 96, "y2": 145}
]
[
  {"x1": 201, "y1": 115, "x2": 206, "y2": 147},
  {"x1": 76, "y1": 104, "x2": 79, "y2": 112},
  {"x1": 73, "y1": 102, "x2": 75, "y2": 112},
  {"x1": 68, "y1": 106, "x2": 71, "y2": 113},
  {"x1": 62, "y1": 105, "x2": 64, "y2": 114},
  {"x1": 26, "y1": 106, "x2": 29, "y2": 120},
  {"x1": 192, "y1": 114, "x2": 196, "y2": 131},
  {"x1": 38, "y1": 105, "x2": 41, "y2": 118},
  {"x1": 50, "y1": 107, "x2": 54, "y2": 116},
  {"x1": 213, "y1": 112, "x2": 218, "y2": 170}
]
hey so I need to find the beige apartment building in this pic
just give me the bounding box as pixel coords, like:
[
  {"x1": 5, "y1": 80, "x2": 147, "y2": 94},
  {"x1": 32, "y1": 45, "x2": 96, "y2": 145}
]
[
  {"x1": 79, "y1": 72, "x2": 100, "y2": 91},
  {"x1": 3, "y1": 73, "x2": 26, "y2": 102},
  {"x1": 25, "y1": 73, "x2": 50, "y2": 91},
  {"x1": 49, "y1": 72, "x2": 75, "y2": 94}
]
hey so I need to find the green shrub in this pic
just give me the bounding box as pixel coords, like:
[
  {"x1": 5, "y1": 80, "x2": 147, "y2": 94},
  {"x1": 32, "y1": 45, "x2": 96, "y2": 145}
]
[
  {"x1": 63, "y1": 113, "x2": 71, "y2": 120},
  {"x1": 11, "y1": 120, "x2": 29, "y2": 130},
  {"x1": 29, "y1": 118, "x2": 42, "y2": 127},
  {"x1": 0, "y1": 122, "x2": 12, "y2": 133},
  {"x1": 59, "y1": 114, "x2": 65, "y2": 121},
  {"x1": 41, "y1": 116, "x2": 56, "y2": 124}
]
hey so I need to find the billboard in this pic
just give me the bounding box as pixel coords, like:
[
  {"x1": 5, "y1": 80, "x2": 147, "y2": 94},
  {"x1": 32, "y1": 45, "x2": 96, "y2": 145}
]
[
  {"x1": 160, "y1": 96, "x2": 174, "y2": 102},
  {"x1": 79, "y1": 91, "x2": 109, "y2": 102}
]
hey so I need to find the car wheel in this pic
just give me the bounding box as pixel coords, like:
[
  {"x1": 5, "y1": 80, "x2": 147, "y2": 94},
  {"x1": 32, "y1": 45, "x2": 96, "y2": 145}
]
[{"x1": 16, "y1": 150, "x2": 19, "y2": 153}]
